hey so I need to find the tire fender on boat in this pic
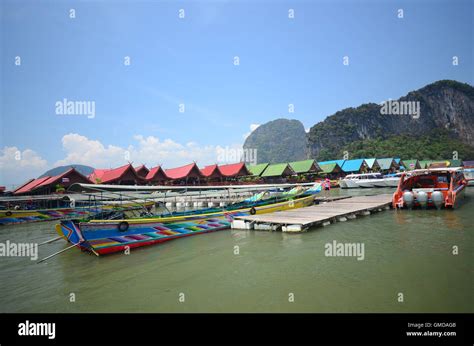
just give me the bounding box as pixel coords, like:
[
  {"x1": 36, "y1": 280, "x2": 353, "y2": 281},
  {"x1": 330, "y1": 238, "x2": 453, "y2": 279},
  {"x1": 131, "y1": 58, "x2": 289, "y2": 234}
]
[
  {"x1": 118, "y1": 221, "x2": 129, "y2": 232},
  {"x1": 249, "y1": 207, "x2": 256, "y2": 215},
  {"x1": 5, "y1": 211, "x2": 12, "y2": 216}
]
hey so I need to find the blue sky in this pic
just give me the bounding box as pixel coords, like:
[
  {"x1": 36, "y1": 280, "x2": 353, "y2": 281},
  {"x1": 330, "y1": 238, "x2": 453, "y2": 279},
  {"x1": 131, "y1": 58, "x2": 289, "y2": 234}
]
[{"x1": 1, "y1": 0, "x2": 473, "y2": 187}]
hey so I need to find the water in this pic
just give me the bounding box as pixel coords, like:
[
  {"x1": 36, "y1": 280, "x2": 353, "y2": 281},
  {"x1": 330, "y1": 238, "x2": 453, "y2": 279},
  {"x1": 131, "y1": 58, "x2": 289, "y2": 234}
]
[{"x1": 1, "y1": 188, "x2": 472, "y2": 313}]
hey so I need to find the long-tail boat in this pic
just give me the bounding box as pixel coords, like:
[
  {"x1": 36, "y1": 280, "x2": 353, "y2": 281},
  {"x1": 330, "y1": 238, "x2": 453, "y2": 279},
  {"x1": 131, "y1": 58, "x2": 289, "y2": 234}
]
[
  {"x1": 0, "y1": 201, "x2": 155, "y2": 226},
  {"x1": 392, "y1": 167, "x2": 467, "y2": 209},
  {"x1": 55, "y1": 185, "x2": 321, "y2": 256}
]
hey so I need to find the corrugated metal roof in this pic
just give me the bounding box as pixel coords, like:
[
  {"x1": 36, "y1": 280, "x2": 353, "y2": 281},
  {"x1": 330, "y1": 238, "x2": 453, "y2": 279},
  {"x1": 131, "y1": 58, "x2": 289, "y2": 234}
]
[
  {"x1": 288, "y1": 159, "x2": 320, "y2": 174},
  {"x1": 376, "y1": 158, "x2": 396, "y2": 170},
  {"x1": 219, "y1": 162, "x2": 250, "y2": 177},
  {"x1": 318, "y1": 160, "x2": 345, "y2": 167},
  {"x1": 318, "y1": 163, "x2": 341, "y2": 174},
  {"x1": 14, "y1": 177, "x2": 51, "y2": 194},
  {"x1": 341, "y1": 159, "x2": 365, "y2": 173},
  {"x1": 364, "y1": 158, "x2": 377, "y2": 169},
  {"x1": 89, "y1": 164, "x2": 137, "y2": 183},
  {"x1": 449, "y1": 159, "x2": 462, "y2": 167},
  {"x1": 463, "y1": 160, "x2": 474, "y2": 167},
  {"x1": 401, "y1": 159, "x2": 420, "y2": 170},
  {"x1": 200, "y1": 164, "x2": 220, "y2": 177},
  {"x1": 261, "y1": 163, "x2": 294, "y2": 177},
  {"x1": 247, "y1": 163, "x2": 269, "y2": 176},
  {"x1": 146, "y1": 166, "x2": 167, "y2": 180},
  {"x1": 165, "y1": 163, "x2": 203, "y2": 180},
  {"x1": 418, "y1": 160, "x2": 430, "y2": 169}
]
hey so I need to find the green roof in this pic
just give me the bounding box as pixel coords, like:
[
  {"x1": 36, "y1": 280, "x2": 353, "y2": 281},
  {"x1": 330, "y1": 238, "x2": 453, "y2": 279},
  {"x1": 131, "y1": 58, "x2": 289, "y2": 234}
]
[
  {"x1": 449, "y1": 159, "x2": 462, "y2": 167},
  {"x1": 318, "y1": 163, "x2": 340, "y2": 174},
  {"x1": 418, "y1": 160, "x2": 432, "y2": 169},
  {"x1": 261, "y1": 163, "x2": 294, "y2": 177},
  {"x1": 401, "y1": 159, "x2": 420, "y2": 170},
  {"x1": 247, "y1": 163, "x2": 269, "y2": 176},
  {"x1": 377, "y1": 158, "x2": 397, "y2": 170},
  {"x1": 288, "y1": 159, "x2": 320, "y2": 174}
]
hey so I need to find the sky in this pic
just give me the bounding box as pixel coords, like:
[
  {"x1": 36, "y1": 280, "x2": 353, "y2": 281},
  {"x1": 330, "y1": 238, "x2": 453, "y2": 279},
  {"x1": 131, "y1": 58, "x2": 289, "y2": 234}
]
[{"x1": 1, "y1": 0, "x2": 473, "y2": 188}]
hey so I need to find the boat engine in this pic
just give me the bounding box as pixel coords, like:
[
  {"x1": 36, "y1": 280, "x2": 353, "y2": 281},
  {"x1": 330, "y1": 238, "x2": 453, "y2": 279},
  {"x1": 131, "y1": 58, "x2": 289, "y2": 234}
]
[
  {"x1": 431, "y1": 191, "x2": 444, "y2": 209},
  {"x1": 402, "y1": 191, "x2": 414, "y2": 208},
  {"x1": 415, "y1": 191, "x2": 428, "y2": 208}
]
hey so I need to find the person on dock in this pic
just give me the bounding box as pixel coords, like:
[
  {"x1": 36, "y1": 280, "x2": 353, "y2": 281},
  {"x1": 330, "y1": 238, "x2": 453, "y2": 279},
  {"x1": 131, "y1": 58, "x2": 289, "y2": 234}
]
[{"x1": 323, "y1": 178, "x2": 331, "y2": 196}]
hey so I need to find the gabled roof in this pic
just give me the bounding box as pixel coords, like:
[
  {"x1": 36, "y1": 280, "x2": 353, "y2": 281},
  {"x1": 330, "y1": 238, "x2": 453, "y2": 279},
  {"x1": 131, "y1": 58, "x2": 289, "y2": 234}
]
[
  {"x1": 146, "y1": 166, "x2": 167, "y2": 181},
  {"x1": 36, "y1": 168, "x2": 91, "y2": 188},
  {"x1": 134, "y1": 165, "x2": 150, "y2": 177},
  {"x1": 89, "y1": 163, "x2": 140, "y2": 184},
  {"x1": 288, "y1": 159, "x2": 320, "y2": 174},
  {"x1": 219, "y1": 162, "x2": 251, "y2": 177},
  {"x1": 165, "y1": 163, "x2": 203, "y2": 180},
  {"x1": 247, "y1": 163, "x2": 269, "y2": 176},
  {"x1": 376, "y1": 158, "x2": 397, "y2": 170},
  {"x1": 318, "y1": 163, "x2": 342, "y2": 174},
  {"x1": 261, "y1": 163, "x2": 295, "y2": 177},
  {"x1": 14, "y1": 177, "x2": 50, "y2": 195},
  {"x1": 341, "y1": 159, "x2": 366, "y2": 173},
  {"x1": 200, "y1": 164, "x2": 221, "y2": 178},
  {"x1": 428, "y1": 160, "x2": 451, "y2": 168},
  {"x1": 401, "y1": 159, "x2": 420, "y2": 170},
  {"x1": 463, "y1": 160, "x2": 474, "y2": 167},
  {"x1": 418, "y1": 160, "x2": 433, "y2": 169},
  {"x1": 318, "y1": 160, "x2": 346, "y2": 167},
  {"x1": 449, "y1": 159, "x2": 462, "y2": 167},
  {"x1": 364, "y1": 158, "x2": 377, "y2": 169}
]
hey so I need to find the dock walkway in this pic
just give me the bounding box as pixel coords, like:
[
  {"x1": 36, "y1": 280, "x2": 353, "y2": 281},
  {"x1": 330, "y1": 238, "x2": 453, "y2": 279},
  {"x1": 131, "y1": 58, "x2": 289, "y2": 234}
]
[{"x1": 231, "y1": 194, "x2": 393, "y2": 232}]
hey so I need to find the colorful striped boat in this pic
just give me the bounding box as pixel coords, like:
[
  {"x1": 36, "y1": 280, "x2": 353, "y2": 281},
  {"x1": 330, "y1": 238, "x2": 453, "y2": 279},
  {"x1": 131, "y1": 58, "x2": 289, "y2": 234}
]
[
  {"x1": 0, "y1": 201, "x2": 155, "y2": 226},
  {"x1": 56, "y1": 193, "x2": 317, "y2": 256}
]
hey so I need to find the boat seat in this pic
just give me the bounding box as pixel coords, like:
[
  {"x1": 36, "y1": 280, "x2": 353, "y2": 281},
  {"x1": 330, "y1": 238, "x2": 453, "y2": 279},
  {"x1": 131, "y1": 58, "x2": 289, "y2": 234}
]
[
  {"x1": 109, "y1": 236, "x2": 131, "y2": 243},
  {"x1": 172, "y1": 228, "x2": 191, "y2": 234}
]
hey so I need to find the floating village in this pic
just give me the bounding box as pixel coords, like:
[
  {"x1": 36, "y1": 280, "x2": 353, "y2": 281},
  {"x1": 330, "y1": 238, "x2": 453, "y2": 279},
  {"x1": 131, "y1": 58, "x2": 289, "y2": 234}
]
[{"x1": 0, "y1": 157, "x2": 472, "y2": 260}]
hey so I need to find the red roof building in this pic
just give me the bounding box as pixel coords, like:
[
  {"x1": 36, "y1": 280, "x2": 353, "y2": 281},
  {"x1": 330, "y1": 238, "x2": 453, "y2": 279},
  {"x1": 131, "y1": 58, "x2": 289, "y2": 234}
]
[
  {"x1": 200, "y1": 164, "x2": 223, "y2": 180},
  {"x1": 164, "y1": 163, "x2": 204, "y2": 183},
  {"x1": 13, "y1": 168, "x2": 92, "y2": 195},
  {"x1": 134, "y1": 165, "x2": 150, "y2": 178},
  {"x1": 89, "y1": 163, "x2": 143, "y2": 185},
  {"x1": 218, "y1": 162, "x2": 251, "y2": 178},
  {"x1": 145, "y1": 166, "x2": 168, "y2": 185}
]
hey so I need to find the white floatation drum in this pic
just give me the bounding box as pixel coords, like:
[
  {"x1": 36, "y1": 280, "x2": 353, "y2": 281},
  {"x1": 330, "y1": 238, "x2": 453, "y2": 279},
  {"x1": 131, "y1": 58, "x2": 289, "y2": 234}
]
[
  {"x1": 431, "y1": 191, "x2": 444, "y2": 209},
  {"x1": 403, "y1": 191, "x2": 414, "y2": 208},
  {"x1": 415, "y1": 191, "x2": 428, "y2": 208}
]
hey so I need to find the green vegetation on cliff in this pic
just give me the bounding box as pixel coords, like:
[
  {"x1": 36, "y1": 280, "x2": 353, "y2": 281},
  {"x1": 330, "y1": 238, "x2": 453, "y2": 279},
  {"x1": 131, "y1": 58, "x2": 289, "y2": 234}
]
[{"x1": 317, "y1": 129, "x2": 474, "y2": 161}]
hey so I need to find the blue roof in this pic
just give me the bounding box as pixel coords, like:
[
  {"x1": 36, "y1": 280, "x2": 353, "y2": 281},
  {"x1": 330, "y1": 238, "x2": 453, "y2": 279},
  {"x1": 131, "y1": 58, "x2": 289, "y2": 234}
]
[
  {"x1": 394, "y1": 158, "x2": 401, "y2": 164},
  {"x1": 318, "y1": 160, "x2": 345, "y2": 167},
  {"x1": 341, "y1": 159, "x2": 365, "y2": 172}
]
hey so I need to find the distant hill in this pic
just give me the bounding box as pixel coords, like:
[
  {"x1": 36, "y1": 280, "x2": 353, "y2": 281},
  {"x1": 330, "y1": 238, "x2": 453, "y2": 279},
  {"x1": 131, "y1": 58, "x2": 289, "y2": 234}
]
[
  {"x1": 307, "y1": 80, "x2": 474, "y2": 160},
  {"x1": 243, "y1": 118, "x2": 308, "y2": 164},
  {"x1": 40, "y1": 164, "x2": 95, "y2": 178},
  {"x1": 243, "y1": 80, "x2": 474, "y2": 163}
]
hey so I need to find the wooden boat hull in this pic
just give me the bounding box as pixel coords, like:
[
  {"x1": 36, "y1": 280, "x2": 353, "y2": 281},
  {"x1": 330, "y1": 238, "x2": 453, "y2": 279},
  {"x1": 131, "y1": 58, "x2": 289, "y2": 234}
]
[{"x1": 56, "y1": 195, "x2": 316, "y2": 255}]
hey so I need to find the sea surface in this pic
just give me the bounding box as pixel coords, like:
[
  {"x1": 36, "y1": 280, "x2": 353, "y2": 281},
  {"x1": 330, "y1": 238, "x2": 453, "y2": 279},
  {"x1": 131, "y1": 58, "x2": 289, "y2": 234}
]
[{"x1": 0, "y1": 188, "x2": 472, "y2": 313}]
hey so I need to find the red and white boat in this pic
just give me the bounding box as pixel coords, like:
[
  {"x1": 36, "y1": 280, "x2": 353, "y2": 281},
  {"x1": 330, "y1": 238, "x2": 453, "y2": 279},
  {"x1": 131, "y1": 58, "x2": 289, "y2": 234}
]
[{"x1": 392, "y1": 167, "x2": 467, "y2": 209}]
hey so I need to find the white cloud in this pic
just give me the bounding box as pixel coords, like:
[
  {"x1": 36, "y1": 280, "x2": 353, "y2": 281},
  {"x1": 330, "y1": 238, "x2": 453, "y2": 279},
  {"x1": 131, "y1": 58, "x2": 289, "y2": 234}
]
[
  {"x1": 305, "y1": 128, "x2": 310, "y2": 133},
  {"x1": 243, "y1": 123, "x2": 260, "y2": 140},
  {"x1": 55, "y1": 133, "x2": 223, "y2": 169},
  {"x1": 0, "y1": 146, "x2": 48, "y2": 189},
  {"x1": 0, "y1": 133, "x2": 248, "y2": 188}
]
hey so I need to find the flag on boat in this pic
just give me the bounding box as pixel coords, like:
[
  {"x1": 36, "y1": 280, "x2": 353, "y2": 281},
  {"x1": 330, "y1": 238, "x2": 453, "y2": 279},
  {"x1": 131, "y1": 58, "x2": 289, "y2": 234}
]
[{"x1": 62, "y1": 177, "x2": 70, "y2": 183}]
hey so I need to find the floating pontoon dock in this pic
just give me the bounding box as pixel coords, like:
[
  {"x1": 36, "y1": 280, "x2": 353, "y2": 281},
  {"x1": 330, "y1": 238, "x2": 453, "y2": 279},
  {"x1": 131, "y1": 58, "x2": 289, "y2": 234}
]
[{"x1": 231, "y1": 194, "x2": 393, "y2": 232}]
